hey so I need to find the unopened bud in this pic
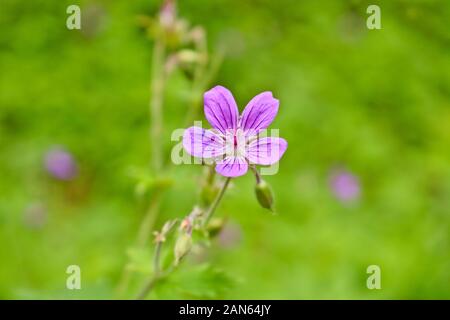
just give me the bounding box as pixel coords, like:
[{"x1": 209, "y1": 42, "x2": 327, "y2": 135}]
[
  {"x1": 159, "y1": 0, "x2": 176, "y2": 28},
  {"x1": 180, "y1": 217, "x2": 192, "y2": 232},
  {"x1": 189, "y1": 26, "x2": 205, "y2": 44},
  {"x1": 177, "y1": 49, "x2": 201, "y2": 64},
  {"x1": 255, "y1": 180, "x2": 274, "y2": 211},
  {"x1": 174, "y1": 233, "x2": 192, "y2": 265}
]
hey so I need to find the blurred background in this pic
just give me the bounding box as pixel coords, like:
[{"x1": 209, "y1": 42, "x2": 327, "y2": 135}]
[{"x1": 0, "y1": 0, "x2": 449, "y2": 299}]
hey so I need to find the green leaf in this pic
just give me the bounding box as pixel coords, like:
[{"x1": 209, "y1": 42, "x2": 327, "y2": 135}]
[{"x1": 125, "y1": 247, "x2": 152, "y2": 275}]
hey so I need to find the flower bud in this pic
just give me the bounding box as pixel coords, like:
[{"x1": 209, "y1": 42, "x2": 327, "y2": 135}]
[
  {"x1": 174, "y1": 233, "x2": 192, "y2": 265},
  {"x1": 159, "y1": 0, "x2": 176, "y2": 29},
  {"x1": 255, "y1": 179, "x2": 274, "y2": 211},
  {"x1": 189, "y1": 26, "x2": 205, "y2": 44},
  {"x1": 180, "y1": 217, "x2": 191, "y2": 232},
  {"x1": 177, "y1": 49, "x2": 200, "y2": 64}
]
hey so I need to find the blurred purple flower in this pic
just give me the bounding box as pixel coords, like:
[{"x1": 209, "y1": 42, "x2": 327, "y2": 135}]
[
  {"x1": 218, "y1": 222, "x2": 242, "y2": 249},
  {"x1": 45, "y1": 148, "x2": 78, "y2": 181},
  {"x1": 329, "y1": 169, "x2": 361, "y2": 202}
]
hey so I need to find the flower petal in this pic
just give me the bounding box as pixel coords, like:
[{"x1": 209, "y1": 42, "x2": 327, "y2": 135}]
[
  {"x1": 246, "y1": 137, "x2": 287, "y2": 165},
  {"x1": 215, "y1": 156, "x2": 248, "y2": 177},
  {"x1": 183, "y1": 126, "x2": 225, "y2": 158},
  {"x1": 239, "y1": 92, "x2": 279, "y2": 135},
  {"x1": 204, "y1": 85, "x2": 239, "y2": 134}
]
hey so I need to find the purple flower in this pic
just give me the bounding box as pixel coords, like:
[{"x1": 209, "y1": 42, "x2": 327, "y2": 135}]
[
  {"x1": 183, "y1": 85, "x2": 288, "y2": 177},
  {"x1": 44, "y1": 148, "x2": 78, "y2": 181},
  {"x1": 329, "y1": 169, "x2": 361, "y2": 202}
]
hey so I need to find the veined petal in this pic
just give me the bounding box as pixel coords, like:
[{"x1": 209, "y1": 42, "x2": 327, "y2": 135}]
[
  {"x1": 239, "y1": 92, "x2": 279, "y2": 135},
  {"x1": 246, "y1": 137, "x2": 287, "y2": 165},
  {"x1": 215, "y1": 156, "x2": 248, "y2": 177},
  {"x1": 204, "y1": 85, "x2": 239, "y2": 134},
  {"x1": 183, "y1": 126, "x2": 225, "y2": 158}
]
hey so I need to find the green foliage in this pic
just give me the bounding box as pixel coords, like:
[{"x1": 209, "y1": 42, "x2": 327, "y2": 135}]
[
  {"x1": 0, "y1": 0, "x2": 449, "y2": 299},
  {"x1": 154, "y1": 264, "x2": 235, "y2": 299},
  {"x1": 125, "y1": 247, "x2": 153, "y2": 275}
]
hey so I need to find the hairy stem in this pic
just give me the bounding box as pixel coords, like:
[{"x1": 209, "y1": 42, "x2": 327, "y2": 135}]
[
  {"x1": 139, "y1": 32, "x2": 167, "y2": 249},
  {"x1": 153, "y1": 240, "x2": 162, "y2": 274},
  {"x1": 202, "y1": 177, "x2": 231, "y2": 227},
  {"x1": 136, "y1": 239, "x2": 163, "y2": 300},
  {"x1": 116, "y1": 37, "x2": 166, "y2": 297}
]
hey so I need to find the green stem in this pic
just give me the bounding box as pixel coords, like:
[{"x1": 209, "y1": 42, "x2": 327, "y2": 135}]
[
  {"x1": 136, "y1": 275, "x2": 159, "y2": 300},
  {"x1": 206, "y1": 164, "x2": 216, "y2": 185},
  {"x1": 250, "y1": 165, "x2": 262, "y2": 184},
  {"x1": 116, "y1": 194, "x2": 161, "y2": 297},
  {"x1": 153, "y1": 240, "x2": 162, "y2": 274},
  {"x1": 116, "y1": 37, "x2": 166, "y2": 298},
  {"x1": 202, "y1": 177, "x2": 231, "y2": 227},
  {"x1": 136, "y1": 239, "x2": 163, "y2": 300},
  {"x1": 136, "y1": 264, "x2": 177, "y2": 300},
  {"x1": 184, "y1": 52, "x2": 224, "y2": 127},
  {"x1": 139, "y1": 33, "x2": 167, "y2": 249},
  {"x1": 137, "y1": 177, "x2": 231, "y2": 299}
]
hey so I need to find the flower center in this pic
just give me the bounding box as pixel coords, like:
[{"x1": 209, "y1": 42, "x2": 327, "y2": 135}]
[{"x1": 225, "y1": 129, "x2": 247, "y2": 158}]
